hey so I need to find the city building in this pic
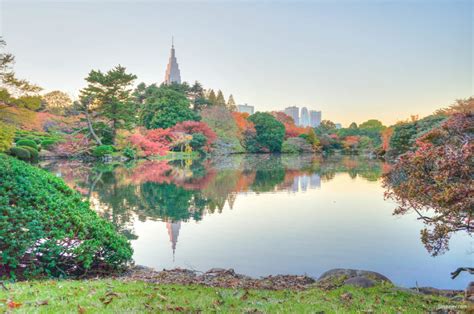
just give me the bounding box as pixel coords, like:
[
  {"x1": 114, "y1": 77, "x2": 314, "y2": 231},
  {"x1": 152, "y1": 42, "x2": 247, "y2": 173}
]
[
  {"x1": 164, "y1": 38, "x2": 181, "y2": 85},
  {"x1": 237, "y1": 103, "x2": 255, "y2": 115},
  {"x1": 335, "y1": 123, "x2": 342, "y2": 129},
  {"x1": 300, "y1": 107, "x2": 310, "y2": 127},
  {"x1": 309, "y1": 110, "x2": 321, "y2": 127},
  {"x1": 284, "y1": 106, "x2": 299, "y2": 125}
]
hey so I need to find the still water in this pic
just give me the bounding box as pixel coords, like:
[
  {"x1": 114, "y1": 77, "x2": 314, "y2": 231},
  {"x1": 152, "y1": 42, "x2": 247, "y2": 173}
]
[{"x1": 41, "y1": 155, "x2": 472, "y2": 289}]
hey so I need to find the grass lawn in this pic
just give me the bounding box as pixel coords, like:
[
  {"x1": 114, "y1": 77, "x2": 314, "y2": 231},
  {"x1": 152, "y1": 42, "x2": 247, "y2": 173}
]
[{"x1": 0, "y1": 279, "x2": 466, "y2": 313}]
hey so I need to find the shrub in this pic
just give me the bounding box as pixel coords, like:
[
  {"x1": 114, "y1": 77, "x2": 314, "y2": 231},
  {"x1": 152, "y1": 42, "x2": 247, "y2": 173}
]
[
  {"x1": 16, "y1": 139, "x2": 38, "y2": 150},
  {"x1": 0, "y1": 154, "x2": 133, "y2": 279},
  {"x1": 9, "y1": 147, "x2": 31, "y2": 161},
  {"x1": 282, "y1": 137, "x2": 314, "y2": 154},
  {"x1": 190, "y1": 133, "x2": 207, "y2": 153},
  {"x1": 41, "y1": 139, "x2": 58, "y2": 150},
  {"x1": 123, "y1": 146, "x2": 137, "y2": 159},
  {"x1": 247, "y1": 112, "x2": 285, "y2": 153},
  {"x1": 20, "y1": 146, "x2": 39, "y2": 162},
  {"x1": 92, "y1": 145, "x2": 115, "y2": 158},
  {"x1": 0, "y1": 122, "x2": 15, "y2": 152}
]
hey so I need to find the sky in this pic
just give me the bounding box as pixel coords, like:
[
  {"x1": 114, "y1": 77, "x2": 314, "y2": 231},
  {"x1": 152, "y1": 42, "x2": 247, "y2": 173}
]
[{"x1": 0, "y1": 0, "x2": 472, "y2": 126}]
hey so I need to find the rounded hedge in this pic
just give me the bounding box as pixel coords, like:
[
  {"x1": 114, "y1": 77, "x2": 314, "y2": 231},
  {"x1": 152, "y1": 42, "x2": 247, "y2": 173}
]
[
  {"x1": 92, "y1": 145, "x2": 114, "y2": 158},
  {"x1": 41, "y1": 139, "x2": 58, "y2": 150},
  {"x1": 0, "y1": 154, "x2": 133, "y2": 279},
  {"x1": 16, "y1": 139, "x2": 38, "y2": 150},
  {"x1": 9, "y1": 147, "x2": 31, "y2": 161},
  {"x1": 20, "y1": 146, "x2": 39, "y2": 162}
]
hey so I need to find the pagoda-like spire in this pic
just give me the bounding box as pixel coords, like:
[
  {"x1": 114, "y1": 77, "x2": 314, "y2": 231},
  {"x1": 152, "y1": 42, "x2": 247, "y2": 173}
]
[{"x1": 164, "y1": 37, "x2": 181, "y2": 85}]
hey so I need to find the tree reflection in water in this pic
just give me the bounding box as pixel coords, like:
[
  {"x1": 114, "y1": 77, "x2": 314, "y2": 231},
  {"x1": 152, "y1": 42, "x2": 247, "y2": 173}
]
[{"x1": 41, "y1": 155, "x2": 385, "y2": 245}]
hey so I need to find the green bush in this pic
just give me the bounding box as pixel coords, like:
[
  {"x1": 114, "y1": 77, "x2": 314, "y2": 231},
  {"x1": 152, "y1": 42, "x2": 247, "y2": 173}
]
[
  {"x1": 282, "y1": 137, "x2": 314, "y2": 154},
  {"x1": 20, "y1": 146, "x2": 39, "y2": 162},
  {"x1": 41, "y1": 139, "x2": 58, "y2": 150},
  {"x1": 92, "y1": 145, "x2": 115, "y2": 158},
  {"x1": 0, "y1": 154, "x2": 132, "y2": 279},
  {"x1": 9, "y1": 147, "x2": 31, "y2": 161},
  {"x1": 190, "y1": 133, "x2": 207, "y2": 153},
  {"x1": 122, "y1": 146, "x2": 136, "y2": 160},
  {"x1": 16, "y1": 139, "x2": 38, "y2": 150}
]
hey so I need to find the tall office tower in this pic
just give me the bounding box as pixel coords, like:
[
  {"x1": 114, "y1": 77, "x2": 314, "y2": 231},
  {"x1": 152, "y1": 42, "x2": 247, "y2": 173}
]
[
  {"x1": 309, "y1": 110, "x2": 322, "y2": 127},
  {"x1": 300, "y1": 107, "x2": 310, "y2": 127},
  {"x1": 284, "y1": 106, "x2": 299, "y2": 125}
]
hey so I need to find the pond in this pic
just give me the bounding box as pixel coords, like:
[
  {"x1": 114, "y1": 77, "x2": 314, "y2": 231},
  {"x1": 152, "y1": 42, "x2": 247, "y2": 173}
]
[{"x1": 40, "y1": 155, "x2": 472, "y2": 289}]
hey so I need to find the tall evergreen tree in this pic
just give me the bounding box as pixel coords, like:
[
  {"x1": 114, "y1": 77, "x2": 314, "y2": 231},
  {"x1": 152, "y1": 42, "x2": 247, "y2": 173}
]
[
  {"x1": 227, "y1": 94, "x2": 237, "y2": 111},
  {"x1": 207, "y1": 89, "x2": 217, "y2": 106},
  {"x1": 80, "y1": 65, "x2": 137, "y2": 143},
  {"x1": 216, "y1": 90, "x2": 226, "y2": 107}
]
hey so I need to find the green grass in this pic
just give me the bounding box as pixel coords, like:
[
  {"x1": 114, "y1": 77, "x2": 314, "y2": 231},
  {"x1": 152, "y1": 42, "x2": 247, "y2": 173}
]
[{"x1": 0, "y1": 279, "x2": 465, "y2": 313}]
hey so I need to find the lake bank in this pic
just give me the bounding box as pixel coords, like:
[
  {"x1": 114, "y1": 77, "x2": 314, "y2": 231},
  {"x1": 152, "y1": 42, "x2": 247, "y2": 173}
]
[{"x1": 1, "y1": 275, "x2": 469, "y2": 313}]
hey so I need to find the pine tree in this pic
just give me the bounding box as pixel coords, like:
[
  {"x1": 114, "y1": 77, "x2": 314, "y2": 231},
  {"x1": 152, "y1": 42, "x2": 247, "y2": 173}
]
[
  {"x1": 207, "y1": 89, "x2": 217, "y2": 106},
  {"x1": 227, "y1": 94, "x2": 237, "y2": 111},
  {"x1": 216, "y1": 90, "x2": 226, "y2": 107},
  {"x1": 80, "y1": 65, "x2": 137, "y2": 143}
]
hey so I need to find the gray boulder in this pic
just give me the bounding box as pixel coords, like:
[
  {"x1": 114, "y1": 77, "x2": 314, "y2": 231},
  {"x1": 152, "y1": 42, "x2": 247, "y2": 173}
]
[
  {"x1": 318, "y1": 268, "x2": 392, "y2": 283},
  {"x1": 343, "y1": 276, "x2": 376, "y2": 288}
]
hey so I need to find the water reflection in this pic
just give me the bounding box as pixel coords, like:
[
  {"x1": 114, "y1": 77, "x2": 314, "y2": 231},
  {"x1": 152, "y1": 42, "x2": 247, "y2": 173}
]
[{"x1": 41, "y1": 155, "x2": 385, "y2": 248}]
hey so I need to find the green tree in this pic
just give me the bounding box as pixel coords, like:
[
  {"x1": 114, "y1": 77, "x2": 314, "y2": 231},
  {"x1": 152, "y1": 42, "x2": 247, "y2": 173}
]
[
  {"x1": 189, "y1": 81, "x2": 209, "y2": 111},
  {"x1": 207, "y1": 89, "x2": 217, "y2": 106},
  {"x1": 306, "y1": 128, "x2": 320, "y2": 150},
  {"x1": 227, "y1": 94, "x2": 237, "y2": 111},
  {"x1": 80, "y1": 65, "x2": 137, "y2": 143},
  {"x1": 216, "y1": 90, "x2": 226, "y2": 107},
  {"x1": 247, "y1": 112, "x2": 285, "y2": 153},
  {"x1": 0, "y1": 37, "x2": 41, "y2": 96},
  {"x1": 359, "y1": 119, "x2": 385, "y2": 132},
  {"x1": 140, "y1": 87, "x2": 199, "y2": 129},
  {"x1": 349, "y1": 122, "x2": 358, "y2": 129}
]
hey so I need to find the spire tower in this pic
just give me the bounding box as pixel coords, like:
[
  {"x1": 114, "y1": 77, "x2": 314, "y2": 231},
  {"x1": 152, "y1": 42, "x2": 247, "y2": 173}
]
[{"x1": 164, "y1": 37, "x2": 181, "y2": 85}]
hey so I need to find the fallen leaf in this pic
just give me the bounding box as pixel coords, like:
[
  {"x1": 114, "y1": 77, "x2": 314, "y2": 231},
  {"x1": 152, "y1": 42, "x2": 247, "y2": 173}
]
[
  {"x1": 7, "y1": 300, "x2": 22, "y2": 308},
  {"x1": 78, "y1": 305, "x2": 86, "y2": 313}
]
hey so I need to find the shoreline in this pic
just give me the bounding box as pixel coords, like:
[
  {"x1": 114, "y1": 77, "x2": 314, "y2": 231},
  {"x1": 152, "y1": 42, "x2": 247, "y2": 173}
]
[{"x1": 120, "y1": 265, "x2": 470, "y2": 302}]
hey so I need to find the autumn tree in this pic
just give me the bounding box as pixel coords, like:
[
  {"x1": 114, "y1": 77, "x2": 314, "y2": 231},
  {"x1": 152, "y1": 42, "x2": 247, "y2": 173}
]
[
  {"x1": 80, "y1": 65, "x2": 137, "y2": 143},
  {"x1": 43, "y1": 90, "x2": 73, "y2": 115},
  {"x1": 383, "y1": 113, "x2": 473, "y2": 256}
]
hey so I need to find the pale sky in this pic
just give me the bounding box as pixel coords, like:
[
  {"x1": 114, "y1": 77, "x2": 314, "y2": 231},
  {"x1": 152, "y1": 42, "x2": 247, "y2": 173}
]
[{"x1": 0, "y1": 0, "x2": 472, "y2": 126}]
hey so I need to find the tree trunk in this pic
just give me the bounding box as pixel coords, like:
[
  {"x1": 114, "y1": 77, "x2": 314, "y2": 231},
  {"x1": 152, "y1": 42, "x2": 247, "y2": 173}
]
[{"x1": 85, "y1": 110, "x2": 102, "y2": 145}]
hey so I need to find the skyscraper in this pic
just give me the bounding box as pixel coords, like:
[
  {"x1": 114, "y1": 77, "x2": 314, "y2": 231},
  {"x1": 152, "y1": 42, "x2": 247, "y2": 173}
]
[
  {"x1": 237, "y1": 104, "x2": 255, "y2": 115},
  {"x1": 284, "y1": 106, "x2": 299, "y2": 125},
  {"x1": 300, "y1": 107, "x2": 310, "y2": 127},
  {"x1": 309, "y1": 110, "x2": 321, "y2": 127},
  {"x1": 164, "y1": 38, "x2": 181, "y2": 85}
]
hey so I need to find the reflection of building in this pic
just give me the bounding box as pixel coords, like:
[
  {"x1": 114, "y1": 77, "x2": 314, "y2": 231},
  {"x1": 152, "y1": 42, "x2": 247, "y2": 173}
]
[
  {"x1": 284, "y1": 106, "x2": 299, "y2": 125},
  {"x1": 309, "y1": 110, "x2": 321, "y2": 127},
  {"x1": 166, "y1": 221, "x2": 181, "y2": 260},
  {"x1": 164, "y1": 39, "x2": 182, "y2": 85},
  {"x1": 300, "y1": 107, "x2": 310, "y2": 127},
  {"x1": 300, "y1": 175, "x2": 309, "y2": 191},
  {"x1": 237, "y1": 104, "x2": 255, "y2": 115},
  {"x1": 310, "y1": 174, "x2": 321, "y2": 189}
]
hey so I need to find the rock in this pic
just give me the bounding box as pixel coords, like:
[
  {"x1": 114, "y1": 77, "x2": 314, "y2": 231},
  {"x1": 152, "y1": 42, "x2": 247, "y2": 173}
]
[
  {"x1": 414, "y1": 287, "x2": 462, "y2": 298},
  {"x1": 343, "y1": 276, "x2": 376, "y2": 288},
  {"x1": 318, "y1": 268, "x2": 392, "y2": 284},
  {"x1": 466, "y1": 282, "x2": 474, "y2": 302}
]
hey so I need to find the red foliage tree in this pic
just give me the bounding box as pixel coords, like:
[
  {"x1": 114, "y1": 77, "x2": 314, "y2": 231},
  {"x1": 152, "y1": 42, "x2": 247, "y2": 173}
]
[
  {"x1": 171, "y1": 121, "x2": 217, "y2": 151},
  {"x1": 383, "y1": 113, "x2": 473, "y2": 256},
  {"x1": 129, "y1": 130, "x2": 170, "y2": 157}
]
